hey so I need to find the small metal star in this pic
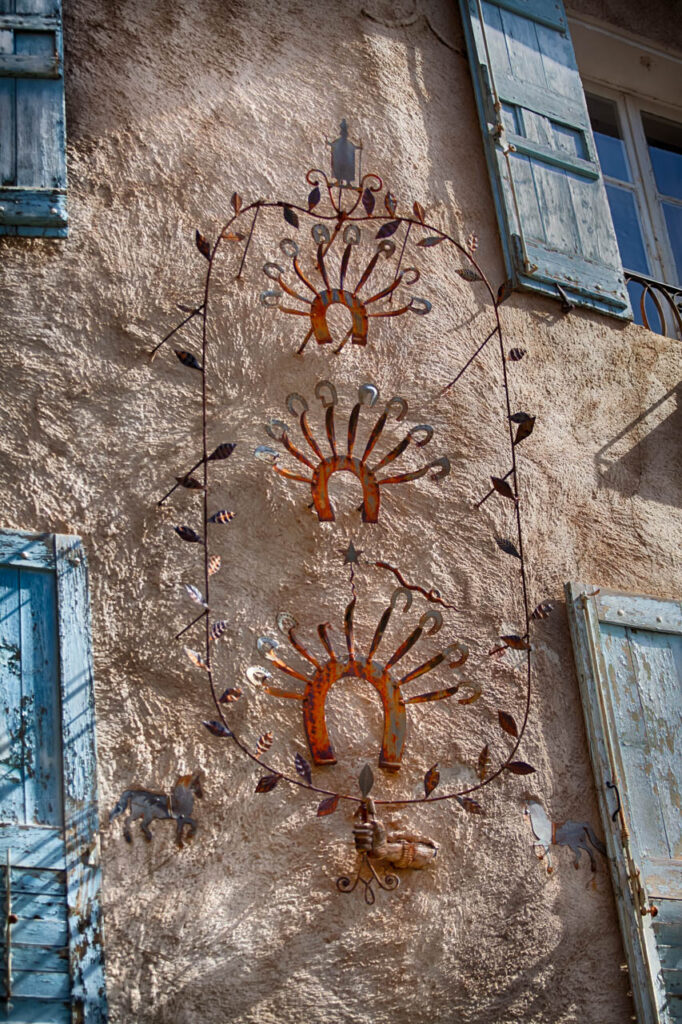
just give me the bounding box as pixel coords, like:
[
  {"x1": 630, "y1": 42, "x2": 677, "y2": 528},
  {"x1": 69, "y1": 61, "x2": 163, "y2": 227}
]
[{"x1": 339, "y1": 541, "x2": 363, "y2": 565}]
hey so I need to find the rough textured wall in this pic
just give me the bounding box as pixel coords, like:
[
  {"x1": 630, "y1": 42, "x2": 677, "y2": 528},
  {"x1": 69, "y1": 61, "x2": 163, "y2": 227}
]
[{"x1": 1, "y1": 0, "x2": 681, "y2": 1022}]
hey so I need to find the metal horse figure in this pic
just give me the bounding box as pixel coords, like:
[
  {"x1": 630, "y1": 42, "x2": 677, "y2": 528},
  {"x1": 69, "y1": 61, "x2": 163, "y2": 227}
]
[{"x1": 109, "y1": 771, "x2": 203, "y2": 847}]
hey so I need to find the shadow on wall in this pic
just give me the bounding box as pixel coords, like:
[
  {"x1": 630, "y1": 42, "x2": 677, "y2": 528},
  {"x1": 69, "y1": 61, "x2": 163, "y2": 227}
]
[{"x1": 596, "y1": 381, "x2": 682, "y2": 507}]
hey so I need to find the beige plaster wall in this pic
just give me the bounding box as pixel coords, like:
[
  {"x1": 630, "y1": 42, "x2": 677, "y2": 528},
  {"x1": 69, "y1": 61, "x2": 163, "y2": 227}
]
[{"x1": 1, "y1": 1, "x2": 680, "y2": 1021}]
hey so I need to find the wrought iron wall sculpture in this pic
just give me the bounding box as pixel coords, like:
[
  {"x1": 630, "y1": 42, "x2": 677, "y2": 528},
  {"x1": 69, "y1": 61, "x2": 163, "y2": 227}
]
[{"x1": 147, "y1": 121, "x2": 545, "y2": 900}]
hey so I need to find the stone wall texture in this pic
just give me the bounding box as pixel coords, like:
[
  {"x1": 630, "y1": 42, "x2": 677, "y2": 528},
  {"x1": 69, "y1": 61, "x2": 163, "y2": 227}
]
[{"x1": 1, "y1": 0, "x2": 681, "y2": 1021}]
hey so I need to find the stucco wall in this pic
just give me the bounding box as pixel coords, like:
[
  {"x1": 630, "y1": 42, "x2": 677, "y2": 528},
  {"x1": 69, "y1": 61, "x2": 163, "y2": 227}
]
[{"x1": 1, "y1": 1, "x2": 681, "y2": 1021}]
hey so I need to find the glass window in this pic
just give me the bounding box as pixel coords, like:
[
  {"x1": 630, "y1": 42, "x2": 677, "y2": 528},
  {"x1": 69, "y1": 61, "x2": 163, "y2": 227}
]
[
  {"x1": 641, "y1": 112, "x2": 682, "y2": 200},
  {"x1": 604, "y1": 184, "x2": 649, "y2": 274},
  {"x1": 586, "y1": 94, "x2": 631, "y2": 182}
]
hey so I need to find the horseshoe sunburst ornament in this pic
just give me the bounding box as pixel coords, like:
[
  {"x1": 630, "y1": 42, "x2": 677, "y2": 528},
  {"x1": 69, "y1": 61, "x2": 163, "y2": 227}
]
[
  {"x1": 260, "y1": 229, "x2": 432, "y2": 354},
  {"x1": 252, "y1": 586, "x2": 478, "y2": 771},
  {"x1": 255, "y1": 381, "x2": 450, "y2": 523}
]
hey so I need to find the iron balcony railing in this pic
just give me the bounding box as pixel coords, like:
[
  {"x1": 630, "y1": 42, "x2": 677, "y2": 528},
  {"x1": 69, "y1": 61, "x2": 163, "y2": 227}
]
[{"x1": 625, "y1": 271, "x2": 682, "y2": 337}]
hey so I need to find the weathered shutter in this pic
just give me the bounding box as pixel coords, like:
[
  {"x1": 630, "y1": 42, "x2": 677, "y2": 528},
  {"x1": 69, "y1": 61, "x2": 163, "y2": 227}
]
[
  {"x1": 459, "y1": 0, "x2": 631, "y2": 318},
  {"x1": 566, "y1": 584, "x2": 682, "y2": 1024},
  {"x1": 0, "y1": 530, "x2": 107, "y2": 1023},
  {"x1": 0, "y1": 0, "x2": 67, "y2": 237}
]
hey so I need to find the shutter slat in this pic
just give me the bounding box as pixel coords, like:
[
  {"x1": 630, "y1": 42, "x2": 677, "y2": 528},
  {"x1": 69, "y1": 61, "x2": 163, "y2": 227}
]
[
  {"x1": 460, "y1": 0, "x2": 631, "y2": 318},
  {"x1": 0, "y1": 0, "x2": 67, "y2": 237}
]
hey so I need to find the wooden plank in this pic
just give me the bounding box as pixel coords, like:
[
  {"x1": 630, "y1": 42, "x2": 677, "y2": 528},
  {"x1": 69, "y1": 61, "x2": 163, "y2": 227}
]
[
  {"x1": 629, "y1": 632, "x2": 682, "y2": 864},
  {"x1": 0, "y1": 15, "x2": 60, "y2": 29},
  {"x1": 0, "y1": 567, "x2": 25, "y2": 824},
  {"x1": 15, "y1": 1, "x2": 60, "y2": 15},
  {"x1": 0, "y1": 824, "x2": 65, "y2": 870},
  {"x1": 0, "y1": 186, "x2": 67, "y2": 228},
  {"x1": 54, "y1": 535, "x2": 108, "y2": 1023},
  {"x1": 5, "y1": 914, "x2": 66, "y2": 946},
  {"x1": 0, "y1": 53, "x2": 60, "y2": 77},
  {"x1": 0, "y1": 866, "x2": 66, "y2": 896},
  {"x1": 487, "y1": 0, "x2": 566, "y2": 31},
  {"x1": 15, "y1": 30, "x2": 61, "y2": 187},
  {"x1": 5, "y1": 890, "x2": 67, "y2": 922},
  {"x1": 506, "y1": 130, "x2": 600, "y2": 180},
  {"x1": 6, "y1": 972, "x2": 69, "y2": 1001},
  {"x1": 521, "y1": 109, "x2": 581, "y2": 257},
  {"x1": 0, "y1": 27, "x2": 16, "y2": 191},
  {"x1": 1, "y1": 944, "x2": 69, "y2": 973},
  {"x1": 3, "y1": 970, "x2": 70, "y2": 1000},
  {"x1": 0, "y1": 996, "x2": 70, "y2": 1023},
  {"x1": 20, "y1": 568, "x2": 63, "y2": 828},
  {"x1": 597, "y1": 592, "x2": 682, "y2": 634},
  {"x1": 492, "y1": 69, "x2": 588, "y2": 128},
  {"x1": 520, "y1": 237, "x2": 627, "y2": 301},
  {"x1": 499, "y1": 5, "x2": 547, "y2": 92},
  {"x1": 0, "y1": 532, "x2": 55, "y2": 571}
]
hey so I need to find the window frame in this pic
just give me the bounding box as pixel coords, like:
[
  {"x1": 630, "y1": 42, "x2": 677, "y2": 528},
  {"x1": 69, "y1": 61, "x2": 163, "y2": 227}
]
[{"x1": 584, "y1": 81, "x2": 682, "y2": 289}]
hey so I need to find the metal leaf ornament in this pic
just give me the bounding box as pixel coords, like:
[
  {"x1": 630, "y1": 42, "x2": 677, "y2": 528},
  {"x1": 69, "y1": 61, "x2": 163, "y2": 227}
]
[
  {"x1": 256, "y1": 732, "x2": 274, "y2": 757},
  {"x1": 317, "y1": 795, "x2": 339, "y2": 817},
  {"x1": 185, "y1": 647, "x2": 209, "y2": 671},
  {"x1": 208, "y1": 509, "x2": 236, "y2": 524},
  {"x1": 358, "y1": 764, "x2": 374, "y2": 797},
  {"x1": 175, "y1": 350, "x2": 202, "y2": 371},
  {"x1": 294, "y1": 752, "x2": 312, "y2": 785},
  {"x1": 218, "y1": 687, "x2": 242, "y2": 703},
  {"x1": 498, "y1": 710, "x2": 519, "y2": 738},
  {"x1": 203, "y1": 720, "x2": 231, "y2": 737},
  {"x1": 256, "y1": 774, "x2": 281, "y2": 793},
  {"x1": 208, "y1": 555, "x2": 221, "y2": 576},
  {"x1": 175, "y1": 525, "x2": 203, "y2": 544},
  {"x1": 208, "y1": 443, "x2": 236, "y2": 461},
  {"x1": 424, "y1": 764, "x2": 440, "y2": 797},
  {"x1": 185, "y1": 584, "x2": 208, "y2": 607}
]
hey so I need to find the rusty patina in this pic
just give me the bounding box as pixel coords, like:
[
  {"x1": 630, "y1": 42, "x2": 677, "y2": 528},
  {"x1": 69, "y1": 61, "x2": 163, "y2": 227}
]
[
  {"x1": 259, "y1": 382, "x2": 450, "y2": 524},
  {"x1": 258, "y1": 589, "x2": 474, "y2": 770}
]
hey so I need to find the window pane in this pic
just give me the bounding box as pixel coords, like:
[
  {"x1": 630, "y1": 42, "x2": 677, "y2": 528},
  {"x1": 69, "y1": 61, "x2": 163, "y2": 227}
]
[
  {"x1": 641, "y1": 112, "x2": 682, "y2": 200},
  {"x1": 586, "y1": 94, "x2": 631, "y2": 182},
  {"x1": 662, "y1": 202, "x2": 682, "y2": 285},
  {"x1": 605, "y1": 183, "x2": 649, "y2": 274}
]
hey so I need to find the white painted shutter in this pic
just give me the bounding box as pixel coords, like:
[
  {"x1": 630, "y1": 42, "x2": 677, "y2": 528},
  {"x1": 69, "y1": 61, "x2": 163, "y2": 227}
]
[{"x1": 566, "y1": 584, "x2": 682, "y2": 1024}]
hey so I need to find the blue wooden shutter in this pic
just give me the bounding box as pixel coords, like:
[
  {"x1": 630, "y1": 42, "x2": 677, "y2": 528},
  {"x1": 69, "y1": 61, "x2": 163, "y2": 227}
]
[
  {"x1": 566, "y1": 584, "x2": 682, "y2": 1024},
  {"x1": 459, "y1": 0, "x2": 631, "y2": 318},
  {"x1": 0, "y1": 0, "x2": 67, "y2": 237},
  {"x1": 0, "y1": 531, "x2": 107, "y2": 1023}
]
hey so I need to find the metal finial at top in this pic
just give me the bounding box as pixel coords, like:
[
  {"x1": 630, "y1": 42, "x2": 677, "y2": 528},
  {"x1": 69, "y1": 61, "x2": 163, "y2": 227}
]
[{"x1": 328, "y1": 119, "x2": 362, "y2": 186}]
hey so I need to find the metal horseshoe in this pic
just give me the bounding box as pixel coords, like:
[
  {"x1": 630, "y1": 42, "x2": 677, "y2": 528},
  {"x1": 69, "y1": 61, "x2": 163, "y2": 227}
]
[
  {"x1": 385, "y1": 396, "x2": 408, "y2": 421},
  {"x1": 390, "y1": 587, "x2": 413, "y2": 613},
  {"x1": 260, "y1": 289, "x2": 282, "y2": 307},
  {"x1": 343, "y1": 224, "x2": 361, "y2": 245},
  {"x1": 312, "y1": 224, "x2": 331, "y2": 245},
  {"x1": 276, "y1": 612, "x2": 298, "y2": 635},
  {"x1": 398, "y1": 267, "x2": 420, "y2": 286},
  {"x1": 246, "y1": 665, "x2": 274, "y2": 687},
  {"x1": 429, "y1": 456, "x2": 451, "y2": 479},
  {"x1": 286, "y1": 392, "x2": 309, "y2": 416},
  {"x1": 409, "y1": 424, "x2": 434, "y2": 448},
  {"x1": 279, "y1": 238, "x2": 299, "y2": 258},
  {"x1": 443, "y1": 642, "x2": 469, "y2": 668},
  {"x1": 314, "y1": 380, "x2": 338, "y2": 408},
  {"x1": 254, "y1": 445, "x2": 279, "y2": 464},
  {"x1": 409, "y1": 297, "x2": 432, "y2": 315},
  {"x1": 358, "y1": 383, "x2": 379, "y2": 407},
  {"x1": 263, "y1": 262, "x2": 285, "y2": 281},
  {"x1": 265, "y1": 418, "x2": 289, "y2": 442},
  {"x1": 257, "y1": 636, "x2": 279, "y2": 657},
  {"x1": 419, "y1": 610, "x2": 443, "y2": 636}
]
